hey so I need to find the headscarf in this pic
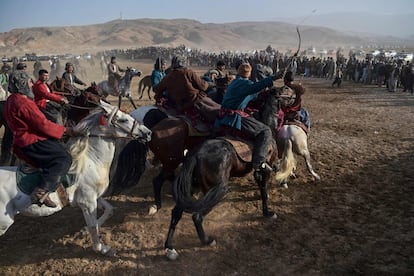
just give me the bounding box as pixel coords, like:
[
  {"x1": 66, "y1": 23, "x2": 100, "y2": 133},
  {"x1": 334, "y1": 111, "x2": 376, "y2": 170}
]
[
  {"x1": 9, "y1": 70, "x2": 34, "y2": 99},
  {"x1": 154, "y1": 57, "x2": 166, "y2": 70}
]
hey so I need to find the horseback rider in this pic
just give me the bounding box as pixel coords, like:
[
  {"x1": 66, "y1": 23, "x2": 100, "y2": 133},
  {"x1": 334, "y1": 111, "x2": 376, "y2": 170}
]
[
  {"x1": 5, "y1": 69, "x2": 73, "y2": 208},
  {"x1": 204, "y1": 60, "x2": 226, "y2": 83},
  {"x1": 62, "y1": 62, "x2": 87, "y2": 88},
  {"x1": 107, "y1": 56, "x2": 125, "y2": 95},
  {"x1": 154, "y1": 55, "x2": 220, "y2": 123},
  {"x1": 151, "y1": 57, "x2": 167, "y2": 92},
  {"x1": 215, "y1": 62, "x2": 282, "y2": 173},
  {"x1": 281, "y1": 71, "x2": 310, "y2": 130},
  {"x1": 33, "y1": 69, "x2": 69, "y2": 124}
]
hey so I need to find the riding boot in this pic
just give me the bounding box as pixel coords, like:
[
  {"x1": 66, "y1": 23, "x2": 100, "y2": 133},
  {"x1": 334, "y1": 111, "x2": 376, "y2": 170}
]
[{"x1": 31, "y1": 187, "x2": 57, "y2": 208}]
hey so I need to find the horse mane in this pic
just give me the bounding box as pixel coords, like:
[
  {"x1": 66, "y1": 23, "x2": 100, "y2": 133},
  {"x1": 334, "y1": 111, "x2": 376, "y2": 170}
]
[
  {"x1": 67, "y1": 111, "x2": 102, "y2": 175},
  {"x1": 256, "y1": 87, "x2": 281, "y2": 136}
]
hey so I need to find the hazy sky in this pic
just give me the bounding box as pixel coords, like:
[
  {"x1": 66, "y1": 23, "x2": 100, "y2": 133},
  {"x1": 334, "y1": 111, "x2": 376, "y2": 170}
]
[{"x1": 0, "y1": 0, "x2": 412, "y2": 33}]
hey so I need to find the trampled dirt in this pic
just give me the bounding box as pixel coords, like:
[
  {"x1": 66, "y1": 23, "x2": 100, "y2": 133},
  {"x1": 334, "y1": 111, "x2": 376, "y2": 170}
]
[{"x1": 0, "y1": 61, "x2": 413, "y2": 275}]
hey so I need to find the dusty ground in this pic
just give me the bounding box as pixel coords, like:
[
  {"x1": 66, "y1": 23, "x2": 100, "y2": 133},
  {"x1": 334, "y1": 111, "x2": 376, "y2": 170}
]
[{"x1": 0, "y1": 59, "x2": 413, "y2": 275}]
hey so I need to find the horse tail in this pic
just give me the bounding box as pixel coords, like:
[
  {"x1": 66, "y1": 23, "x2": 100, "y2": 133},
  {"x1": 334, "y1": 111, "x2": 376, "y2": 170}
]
[
  {"x1": 109, "y1": 140, "x2": 148, "y2": 195},
  {"x1": 275, "y1": 138, "x2": 296, "y2": 183},
  {"x1": 173, "y1": 154, "x2": 228, "y2": 214}
]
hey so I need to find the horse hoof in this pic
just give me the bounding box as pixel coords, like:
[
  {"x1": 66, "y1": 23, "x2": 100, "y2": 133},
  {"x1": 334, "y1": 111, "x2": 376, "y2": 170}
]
[
  {"x1": 280, "y1": 183, "x2": 288, "y2": 189},
  {"x1": 208, "y1": 239, "x2": 217, "y2": 246},
  {"x1": 148, "y1": 205, "x2": 158, "y2": 215},
  {"x1": 264, "y1": 211, "x2": 277, "y2": 219},
  {"x1": 104, "y1": 247, "x2": 118, "y2": 257},
  {"x1": 166, "y1": 248, "x2": 179, "y2": 260}
]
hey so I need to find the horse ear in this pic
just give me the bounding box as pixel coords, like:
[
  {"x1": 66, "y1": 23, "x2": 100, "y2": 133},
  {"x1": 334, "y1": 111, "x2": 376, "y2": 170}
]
[{"x1": 99, "y1": 99, "x2": 113, "y2": 114}]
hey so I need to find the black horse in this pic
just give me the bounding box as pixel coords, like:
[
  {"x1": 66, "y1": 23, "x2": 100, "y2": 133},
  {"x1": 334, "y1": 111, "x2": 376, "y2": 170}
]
[{"x1": 163, "y1": 87, "x2": 281, "y2": 260}]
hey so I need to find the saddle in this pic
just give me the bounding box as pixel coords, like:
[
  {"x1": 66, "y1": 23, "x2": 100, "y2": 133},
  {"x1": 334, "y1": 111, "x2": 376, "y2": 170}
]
[
  {"x1": 220, "y1": 136, "x2": 274, "y2": 163},
  {"x1": 158, "y1": 100, "x2": 219, "y2": 136},
  {"x1": 13, "y1": 146, "x2": 74, "y2": 207},
  {"x1": 281, "y1": 112, "x2": 309, "y2": 135}
]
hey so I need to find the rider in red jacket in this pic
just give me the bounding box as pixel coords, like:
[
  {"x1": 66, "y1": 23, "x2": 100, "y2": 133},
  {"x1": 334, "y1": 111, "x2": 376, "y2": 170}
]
[
  {"x1": 5, "y1": 69, "x2": 72, "y2": 208},
  {"x1": 33, "y1": 69, "x2": 68, "y2": 124}
]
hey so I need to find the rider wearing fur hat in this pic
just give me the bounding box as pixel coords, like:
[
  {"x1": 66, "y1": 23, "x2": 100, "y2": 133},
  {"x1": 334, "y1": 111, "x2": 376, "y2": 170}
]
[
  {"x1": 155, "y1": 55, "x2": 220, "y2": 122},
  {"x1": 215, "y1": 62, "x2": 282, "y2": 173},
  {"x1": 5, "y1": 70, "x2": 73, "y2": 208},
  {"x1": 62, "y1": 62, "x2": 87, "y2": 87}
]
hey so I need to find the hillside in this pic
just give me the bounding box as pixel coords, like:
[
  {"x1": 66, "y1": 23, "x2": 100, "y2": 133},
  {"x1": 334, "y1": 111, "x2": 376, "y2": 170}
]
[{"x1": 1, "y1": 18, "x2": 413, "y2": 56}]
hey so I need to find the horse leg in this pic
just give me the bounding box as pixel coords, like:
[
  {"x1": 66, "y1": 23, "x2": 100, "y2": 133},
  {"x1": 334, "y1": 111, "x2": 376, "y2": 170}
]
[
  {"x1": 128, "y1": 96, "x2": 137, "y2": 109},
  {"x1": 138, "y1": 86, "x2": 143, "y2": 100},
  {"x1": 147, "y1": 87, "x2": 152, "y2": 100},
  {"x1": 96, "y1": 197, "x2": 115, "y2": 227},
  {"x1": 149, "y1": 170, "x2": 174, "y2": 215},
  {"x1": 0, "y1": 209, "x2": 14, "y2": 236},
  {"x1": 192, "y1": 212, "x2": 216, "y2": 246},
  {"x1": 118, "y1": 95, "x2": 122, "y2": 109},
  {"x1": 254, "y1": 170, "x2": 276, "y2": 218},
  {"x1": 165, "y1": 206, "x2": 183, "y2": 260},
  {"x1": 300, "y1": 148, "x2": 321, "y2": 181},
  {"x1": 79, "y1": 202, "x2": 115, "y2": 256}
]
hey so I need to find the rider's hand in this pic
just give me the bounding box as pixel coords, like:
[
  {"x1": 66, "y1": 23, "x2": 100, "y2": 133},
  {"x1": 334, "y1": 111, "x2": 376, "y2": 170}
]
[
  {"x1": 65, "y1": 127, "x2": 74, "y2": 136},
  {"x1": 61, "y1": 98, "x2": 69, "y2": 105},
  {"x1": 272, "y1": 71, "x2": 283, "y2": 81}
]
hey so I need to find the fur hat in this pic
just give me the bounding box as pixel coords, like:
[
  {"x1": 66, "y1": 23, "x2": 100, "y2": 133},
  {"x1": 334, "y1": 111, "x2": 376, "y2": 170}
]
[
  {"x1": 171, "y1": 56, "x2": 186, "y2": 69},
  {"x1": 16, "y1": 63, "x2": 27, "y2": 70},
  {"x1": 216, "y1": 60, "x2": 225, "y2": 67},
  {"x1": 237, "y1": 63, "x2": 252, "y2": 78},
  {"x1": 65, "y1": 62, "x2": 73, "y2": 70},
  {"x1": 9, "y1": 71, "x2": 34, "y2": 99}
]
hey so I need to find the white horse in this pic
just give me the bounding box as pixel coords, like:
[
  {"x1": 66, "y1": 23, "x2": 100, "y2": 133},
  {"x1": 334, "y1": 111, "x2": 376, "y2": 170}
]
[
  {"x1": 97, "y1": 67, "x2": 141, "y2": 109},
  {"x1": 275, "y1": 124, "x2": 320, "y2": 188},
  {"x1": 0, "y1": 100, "x2": 151, "y2": 255}
]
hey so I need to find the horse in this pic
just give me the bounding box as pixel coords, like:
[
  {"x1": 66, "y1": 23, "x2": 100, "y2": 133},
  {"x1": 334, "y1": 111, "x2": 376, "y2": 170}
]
[
  {"x1": 97, "y1": 67, "x2": 142, "y2": 109},
  {"x1": 274, "y1": 85, "x2": 320, "y2": 188},
  {"x1": 0, "y1": 100, "x2": 152, "y2": 255},
  {"x1": 109, "y1": 75, "x2": 234, "y2": 215},
  {"x1": 138, "y1": 75, "x2": 152, "y2": 100},
  {"x1": 109, "y1": 106, "x2": 208, "y2": 215},
  {"x1": 50, "y1": 77, "x2": 102, "y2": 126},
  {"x1": 163, "y1": 87, "x2": 283, "y2": 260},
  {"x1": 275, "y1": 125, "x2": 320, "y2": 188}
]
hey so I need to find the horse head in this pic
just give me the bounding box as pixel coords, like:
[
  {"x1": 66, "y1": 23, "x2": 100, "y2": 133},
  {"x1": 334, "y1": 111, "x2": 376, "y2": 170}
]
[
  {"x1": 97, "y1": 100, "x2": 151, "y2": 142},
  {"x1": 123, "y1": 67, "x2": 142, "y2": 80},
  {"x1": 256, "y1": 86, "x2": 283, "y2": 136}
]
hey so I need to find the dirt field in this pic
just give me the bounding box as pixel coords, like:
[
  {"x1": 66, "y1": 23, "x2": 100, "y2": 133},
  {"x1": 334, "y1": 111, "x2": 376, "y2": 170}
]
[{"x1": 0, "y1": 60, "x2": 413, "y2": 275}]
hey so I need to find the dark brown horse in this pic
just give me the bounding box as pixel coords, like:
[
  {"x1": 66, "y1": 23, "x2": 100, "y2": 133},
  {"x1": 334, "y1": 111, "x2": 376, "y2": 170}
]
[
  {"x1": 110, "y1": 77, "x2": 233, "y2": 214},
  {"x1": 50, "y1": 77, "x2": 102, "y2": 126},
  {"x1": 110, "y1": 107, "x2": 209, "y2": 214},
  {"x1": 137, "y1": 75, "x2": 152, "y2": 100}
]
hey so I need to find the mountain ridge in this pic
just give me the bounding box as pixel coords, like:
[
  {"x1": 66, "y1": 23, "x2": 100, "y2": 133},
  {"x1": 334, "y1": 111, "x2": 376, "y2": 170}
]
[{"x1": 1, "y1": 18, "x2": 413, "y2": 56}]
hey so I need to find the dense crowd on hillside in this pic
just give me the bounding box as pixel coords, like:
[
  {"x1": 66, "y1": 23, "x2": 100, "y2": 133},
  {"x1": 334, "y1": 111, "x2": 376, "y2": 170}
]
[{"x1": 2, "y1": 44, "x2": 413, "y2": 93}]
